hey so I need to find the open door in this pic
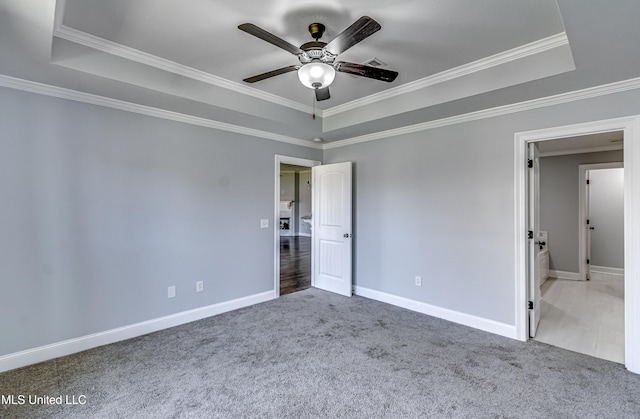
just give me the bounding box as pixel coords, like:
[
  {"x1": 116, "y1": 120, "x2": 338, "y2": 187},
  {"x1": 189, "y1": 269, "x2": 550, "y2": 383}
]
[
  {"x1": 528, "y1": 142, "x2": 541, "y2": 337},
  {"x1": 312, "y1": 162, "x2": 353, "y2": 297}
]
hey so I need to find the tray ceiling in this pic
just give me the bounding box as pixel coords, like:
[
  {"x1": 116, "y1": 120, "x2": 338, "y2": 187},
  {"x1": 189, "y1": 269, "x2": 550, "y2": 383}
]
[{"x1": 47, "y1": 0, "x2": 575, "y2": 142}]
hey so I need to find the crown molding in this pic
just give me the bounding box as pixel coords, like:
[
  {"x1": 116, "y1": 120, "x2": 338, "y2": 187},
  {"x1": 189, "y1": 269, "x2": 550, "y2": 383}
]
[
  {"x1": 0, "y1": 75, "x2": 322, "y2": 149},
  {"x1": 323, "y1": 32, "x2": 570, "y2": 118},
  {"x1": 323, "y1": 76, "x2": 640, "y2": 150},
  {"x1": 52, "y1": 24, "x2": 317, "y2": 116},
  {"x1": 2, "y1": 73, "x2": 639, "y2": 153}
]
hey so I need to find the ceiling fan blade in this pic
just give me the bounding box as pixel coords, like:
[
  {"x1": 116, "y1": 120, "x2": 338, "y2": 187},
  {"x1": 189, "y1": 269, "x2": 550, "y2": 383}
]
[
  {"x1": 243, "y1": 65, "x2": 300, "y2": 83},
  {"x1": 238, "y1": 23, "x2": 303, "y2": 55},
  {"x1": 315, "y1": 87, "x2": 330, "y2": 101},
  {"x1": 325, "y1": 16, "x2": 381, "y2": 55},
  {"x1": 335, "y1": 61, "x2": 398, "y2": 82}
]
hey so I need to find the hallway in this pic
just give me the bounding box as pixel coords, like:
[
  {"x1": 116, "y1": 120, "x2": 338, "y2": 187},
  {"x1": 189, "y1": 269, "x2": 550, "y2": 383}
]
[{"x1": 280, "y1": 236, "x2": 311, "y2": 295}]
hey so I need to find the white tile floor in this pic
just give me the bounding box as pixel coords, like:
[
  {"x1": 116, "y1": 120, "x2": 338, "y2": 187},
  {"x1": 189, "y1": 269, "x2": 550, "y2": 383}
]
[{"x1": 533, "y1": 276, "x2": 624, "y2": 364}]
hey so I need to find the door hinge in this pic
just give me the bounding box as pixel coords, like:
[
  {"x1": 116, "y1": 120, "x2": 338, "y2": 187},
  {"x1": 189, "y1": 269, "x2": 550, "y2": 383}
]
[
  {"x1": 528, "y1": 301, "x2": 533, "y2": 310},
  {"x1": 587, "y1": 259, "x2": 590, "y2": 264},
  {"x1": 527, "y1": 159, "x2": 533, "y2": 168},
  {"x1": 528, "y1": 230, "x2": 534, "y2": 239},
  {"x1": 586, "y1": 219, "x2": 590, "y2": 225},
  {"x1": 587, "y1": 179, "x2": 590, "y2": 185}
]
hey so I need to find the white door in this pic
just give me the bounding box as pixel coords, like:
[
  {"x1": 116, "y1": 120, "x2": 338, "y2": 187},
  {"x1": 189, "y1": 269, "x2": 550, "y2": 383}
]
[
  {"x1": 528, "y1": 143, "x2": 541, "y2": 337},
  {"x1": 312, "y1": 162, "x2": 352, "y2": 297}
]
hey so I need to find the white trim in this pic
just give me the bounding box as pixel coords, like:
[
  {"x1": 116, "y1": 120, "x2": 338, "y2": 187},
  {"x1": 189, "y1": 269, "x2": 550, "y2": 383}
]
[
  {"x1": 548, "y1": 270, "x2": 581, "y2": 281},
  {"x1": 324, "y1": 33, "x2": 569, "y2": 117},
  {"x1": 539, "y1": 144, "x2": 623, "y2": 157},
  {"x1": 324, "y1": 77, "x2": 640, "y2": 150},
  {"x1": 590, "y1": 266, "x2": 625, "y2": 276},
  {"x1": 624, "y1": 116, "x2": 640, "y2": 374},
  {"x1": 355, "y1": 286, "x2": 517, "y2": 339},
  {"x1": 52, "y1": 24, "x2": 314, "y2": 116},
  {"x1": 2, "y1": 71, "x2": 640, "y2": 153},
  {"x1": 0, "y1": 75, "x2": 321, "y2": 150},
  {"x1": 514, "y1": 115, "x2": 640, "y2": 374},
  {"x1": 578, "y1": 162, "x2": 623, "y2": 281},
  {"x1": 590, "y1": 267, "x2": 625, "y2": 282},
  {"x1": 0, "y1": 291, "x2": 274, "y2": 373},
  {"x1": 274, "y1": 156, "x2": 321, "y2": 298}
]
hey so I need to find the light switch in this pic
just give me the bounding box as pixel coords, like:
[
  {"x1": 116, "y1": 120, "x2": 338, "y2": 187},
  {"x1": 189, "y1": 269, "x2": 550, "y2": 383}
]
[{"x1": 260, "y1": 219, "x2": 269, "y2": 228}]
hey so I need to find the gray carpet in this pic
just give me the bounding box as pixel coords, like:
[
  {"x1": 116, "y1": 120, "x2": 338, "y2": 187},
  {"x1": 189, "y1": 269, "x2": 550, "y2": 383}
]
[{"x1": 2, "y1": 288, "x2": 639, "y2": 418}]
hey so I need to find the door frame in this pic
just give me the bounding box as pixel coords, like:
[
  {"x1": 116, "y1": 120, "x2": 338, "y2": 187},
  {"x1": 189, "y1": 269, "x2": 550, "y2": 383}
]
[
  {"x1": 274, "y1": 155, "x2": 321, "y2": 298},
  {"x1": 514, "y1": 115, "x2": 640, "y2": 374},
  {"x1": 578, "y1": 162, "x2": 624, "y2": 281}
]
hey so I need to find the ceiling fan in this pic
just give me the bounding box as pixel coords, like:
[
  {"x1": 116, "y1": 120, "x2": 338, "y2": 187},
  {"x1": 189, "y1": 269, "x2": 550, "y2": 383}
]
[{"x1": 238, "y1": 16, "x2": 399, "y2": 101}]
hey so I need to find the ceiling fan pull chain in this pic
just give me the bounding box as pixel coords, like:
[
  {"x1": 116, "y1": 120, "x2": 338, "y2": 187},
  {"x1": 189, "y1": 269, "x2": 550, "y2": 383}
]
[{"x1": 312, "y1": 92, "x2": 316, "y2": 120}]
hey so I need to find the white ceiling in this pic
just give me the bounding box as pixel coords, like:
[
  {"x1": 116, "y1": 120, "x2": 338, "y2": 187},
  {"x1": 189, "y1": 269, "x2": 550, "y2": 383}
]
[
  {"x1": 538, "y1": 132, "x2": 624, "y2": 156},
  {"x1": 2, "y1": 1, "x2": 640, "y2": 146}
]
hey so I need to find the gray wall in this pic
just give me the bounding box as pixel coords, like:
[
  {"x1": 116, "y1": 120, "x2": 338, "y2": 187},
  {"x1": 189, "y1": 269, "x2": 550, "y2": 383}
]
[
  {"x1": 589, "y1": 168, "x2": 624, "y2": 269},
  {"x1": 324, "y1": 89, "x2": 640, "y2": 325},
  {"x1": 0, "y1": 87, "x2": 321, "y2": 356},
  {"x1": 539, "y1": 151, "x2": 623, "y2": 272},
  {"x1": 2, "y1": 83, "x2": 640, "y2": 357}
]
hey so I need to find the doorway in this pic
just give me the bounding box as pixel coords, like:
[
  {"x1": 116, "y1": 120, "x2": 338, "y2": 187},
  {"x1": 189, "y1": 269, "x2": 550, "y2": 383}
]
[
  {"x1": 514, "y1": 115, "x2": 640, "y2": 374},
  {"x1": 274, "y1": 156, "x2": 320, "y2": 297},
  {"x1": 534, "y1": 157, "x2": 624, "y2": 363},
  {"x1": 274, "y1": 156, "x2": 354, "y2": 298},
  {"x1": 279, "y1": 163, "x2": 313, "y2": 295}
]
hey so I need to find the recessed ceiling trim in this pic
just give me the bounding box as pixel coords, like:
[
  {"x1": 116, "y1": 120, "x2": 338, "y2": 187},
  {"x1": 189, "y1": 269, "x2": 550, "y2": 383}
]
[
  {"x1": 0, "y1": 74, "x2": 321, "y2": 149},
  {"x1": 52, "y1": 24, "x2": 317, "y2": 116},
  {"x1": 322, "y1": 76, "x2": 640, "y2": 150},
  {"x1": 323, "y1": 32, "x2": 570, "y2": 117}
]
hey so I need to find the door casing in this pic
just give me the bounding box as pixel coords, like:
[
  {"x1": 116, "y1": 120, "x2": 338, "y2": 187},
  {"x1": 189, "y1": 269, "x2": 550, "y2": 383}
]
[{"x1": 514, "y1": 115, "x2": 640, "y2": 374}]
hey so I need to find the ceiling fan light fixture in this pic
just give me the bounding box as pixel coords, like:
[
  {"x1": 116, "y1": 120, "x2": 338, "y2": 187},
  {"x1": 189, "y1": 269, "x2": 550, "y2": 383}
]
[{"x1": 297, "y1": 62, "x2": 336, "y2": 89}]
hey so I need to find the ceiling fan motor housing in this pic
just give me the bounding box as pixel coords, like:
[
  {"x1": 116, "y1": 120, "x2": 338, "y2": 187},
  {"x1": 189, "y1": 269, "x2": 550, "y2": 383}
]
[{"x1": 308, "y1": 23, "x2": 326, "y2": 40}]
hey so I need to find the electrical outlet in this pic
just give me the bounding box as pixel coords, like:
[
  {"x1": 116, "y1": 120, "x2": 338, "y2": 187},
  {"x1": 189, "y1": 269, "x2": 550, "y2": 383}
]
[
  {"x1": 415, "y1": 276, "x2": 422, "y2": 287},
  {"x1": 196, "y1": 281, "x2": 204, "y2": 293},
  {"x1": 168, "y1": 286, "x2": 176, "y2": 298},
  {"x1": 260, "y1": 219, "x2": 269, "y2": 228}
]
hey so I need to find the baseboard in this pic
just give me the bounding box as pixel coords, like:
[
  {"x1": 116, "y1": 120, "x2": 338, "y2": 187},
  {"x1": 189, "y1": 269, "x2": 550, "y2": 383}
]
[
  {"x1": 0, "y1": 291, "x2": 274, "y2": 373},
  {"x1": 590, "y1": 265, "x2": 624, "y2": 275},
  {"x1": 590, "y1": 266, "x2": 624, "y2": 281},
  {"x1": 549, "y1": 270, "x2": 581, "y2": 281},
  {"x1": 354, "y1": 286, "x2": 517, "y2": 340}
]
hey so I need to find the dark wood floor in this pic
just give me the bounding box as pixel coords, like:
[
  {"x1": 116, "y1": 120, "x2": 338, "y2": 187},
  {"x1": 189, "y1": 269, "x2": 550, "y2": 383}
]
[{"x1": 280, "y1": 235, "x2": 311, "y2": 296}]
